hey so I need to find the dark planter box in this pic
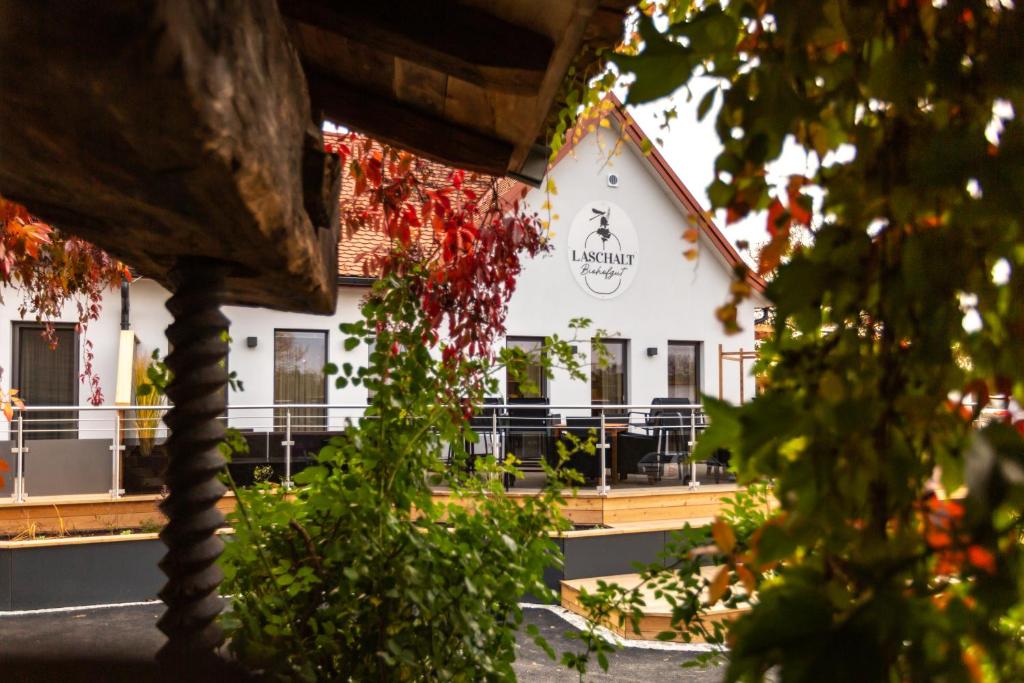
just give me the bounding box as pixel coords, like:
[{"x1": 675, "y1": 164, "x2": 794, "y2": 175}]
[
  {"x1": 124, "y1": 443, "x2": 169, "y2": 495},
  {"x1": 0, "y1": 535, "x2": 165, "y2": 611}
]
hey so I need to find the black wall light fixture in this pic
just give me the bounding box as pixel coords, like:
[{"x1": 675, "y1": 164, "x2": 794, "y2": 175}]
[
  {"x1": 646, "y1": 347, "x2": 658, "y2": 357},
  {"x1": 246, "y1": 336, "x2": 258, "y2": 349}
]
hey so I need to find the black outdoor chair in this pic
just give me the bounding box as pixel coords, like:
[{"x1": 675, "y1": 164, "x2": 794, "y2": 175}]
[
  {"x1": 619, "y1": 398, "x2": 699, "y2": 484},
  {"x1": 548, "y1": 416, "x2": 605, "y2": 482},
  {"x1": 448, "y1": 397, "x2": 505, "y2": 474},
  {"x1": 228, "y1": 429, "x2": 343, "y2": 485},
  {"x1": 506, "y1": 397, "x2": 553, "y2": 478}
]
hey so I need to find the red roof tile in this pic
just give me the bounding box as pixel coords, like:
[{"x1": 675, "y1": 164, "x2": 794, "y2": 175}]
[{"x1": 328, "y1": 132, "x2": 496, "y2": 278}]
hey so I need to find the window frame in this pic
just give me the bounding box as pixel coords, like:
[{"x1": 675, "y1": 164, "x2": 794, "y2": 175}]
[
  {"x1": 11, "y1": 321, "x2": 80, "y2": 405},
  {"x1": 12, "y1": 322, "x2": 81, "y2": 440},
  {"x1": 273, "y1": 328, "x2": 329, "y2": 430},
  {"x1": 666, "y1": 340, "x2": 702, "y2": 403},
  {"x1": 505, "y1": 335, "x2": 548, "y2": 400},
  {"x1": 590, "y1": 337, "x2": 629, "y2": 410}
]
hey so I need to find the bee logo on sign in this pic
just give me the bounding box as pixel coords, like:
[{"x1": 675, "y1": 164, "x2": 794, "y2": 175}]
[{"x1": 567, "y1": 201, "x2": 639, "y2": 299}]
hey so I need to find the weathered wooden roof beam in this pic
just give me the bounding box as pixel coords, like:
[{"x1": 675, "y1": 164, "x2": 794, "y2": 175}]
[
  {"x1": 281, "y1": 0, "x2": 554, "y2": 95},
  {"x1": 0, "y1": 0, "x2": 341, "y2": 313},
  {"x1": 306, "y1": 69, "x2": 514, "y2": 176}
]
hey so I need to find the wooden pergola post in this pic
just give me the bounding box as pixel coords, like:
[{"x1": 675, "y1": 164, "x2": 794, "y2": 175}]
[
  {"x1": 719, "y1": 345, "x2": 759, "y2": 403},
  {"x1": 718, "y1": 343, "x2": 724, "y2": 401}
]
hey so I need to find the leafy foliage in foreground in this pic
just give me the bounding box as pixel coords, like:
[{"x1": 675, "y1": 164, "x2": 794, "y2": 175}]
[
  {"x1": 573, "y1": 1, "x2": 1024, "y2": 680},
  {"x1": 220, "y1": 138, "x2": 593, "y2": 680}
]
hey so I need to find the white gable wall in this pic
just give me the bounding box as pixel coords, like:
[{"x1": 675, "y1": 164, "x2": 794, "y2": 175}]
[
  {"x1": 505, "y1": 125, "x2": 759, "y2": 407},
  {"x1": 1, "y1": 125, "x2": 762, "y2": 442}
]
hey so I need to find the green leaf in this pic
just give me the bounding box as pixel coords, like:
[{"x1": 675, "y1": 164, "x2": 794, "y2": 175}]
[
  {"x1": 696, "y1": 86, "x2": 717, "y2": 122},
  {"x1": 612, "y1": 14, "x2": 696, "y2": 104},
  {"x1": 692, "y1": 395, "x2": 740, "y2": 463}
]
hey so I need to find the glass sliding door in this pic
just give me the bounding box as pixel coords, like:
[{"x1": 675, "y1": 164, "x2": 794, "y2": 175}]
[
  {"x1": 591, "y1": 339, "x2": 627, "y2": 412},
  {"x1": 274, "y1": 330, "x2": 328, "y2": 431},
  {"x1": 13, "y1": 323, "x2": 78, "y2": 440},
  {"x1": 667, "y1": 341, "x2": 701, "y2": 403}
]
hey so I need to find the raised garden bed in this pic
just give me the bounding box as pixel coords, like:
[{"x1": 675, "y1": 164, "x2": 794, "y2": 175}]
[{"x1": 0, "y1": 533, "x2": 166, "y2": 611}]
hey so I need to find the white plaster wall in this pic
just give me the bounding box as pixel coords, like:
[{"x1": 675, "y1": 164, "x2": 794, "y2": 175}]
[
  {"x1": 502, "y1": 125, "x2": 761, "y2": 411},
  {"x1": 127, "y1": 279, "x2": 368, "y2": 430},
  {"x1": 1, "y1": 284, "x2": 124, "y2": 440},
  {"x1": 0, "y1": 281, "x2": 369, "y2": 438},
  {"x1": 0, "y1": 124, "x2": 763, "y2": 441}
]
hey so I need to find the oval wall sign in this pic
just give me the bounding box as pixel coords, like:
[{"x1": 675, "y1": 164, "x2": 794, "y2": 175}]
[{"x1": 566, "y1": 200, "x2": 639, "y2": 299}]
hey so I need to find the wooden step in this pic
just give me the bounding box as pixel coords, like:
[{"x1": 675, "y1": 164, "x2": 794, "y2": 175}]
[{"x1": 560, "y1": 570, "x2": 749, "y2": 642}]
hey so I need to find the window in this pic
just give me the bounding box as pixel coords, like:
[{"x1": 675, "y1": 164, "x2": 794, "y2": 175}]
[
  {"x1": 506, "y1": 337, "x2": 547, "y2": 399},
  {"x1": 667, "y1": 342, "x2": 701, "y2": 402},
  {"x1": 274, "y1": 330, "x2": 327, "y2": 431},
  {"x1": 12, "y1": 323, "x2": 78, "y2": 440},
  {"x1": 591, "y1": 339, "x2": 627, "y2": 409}
]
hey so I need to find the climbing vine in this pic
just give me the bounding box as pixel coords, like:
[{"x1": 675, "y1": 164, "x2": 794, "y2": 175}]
[
  {"x1": 0, "y1": 196, "x2": 127, "y2": 413},
  {"x1": 571, "y1": 1, "x2": 1024, "y2": 680}
]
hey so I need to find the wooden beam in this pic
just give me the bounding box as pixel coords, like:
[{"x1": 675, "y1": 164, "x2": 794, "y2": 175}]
[
  {"x1": 0, "y1": 0, "x2": 339, "y2": 313},
  {"x1": 281, "y1": 0, "x2": 553, "y2": 95},
  {"x1": 306, "y1": 68, "x2": 514, "y2": 176}
]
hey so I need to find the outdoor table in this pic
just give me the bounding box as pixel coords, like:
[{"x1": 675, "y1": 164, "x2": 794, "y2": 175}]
[{"x1": 553, "y1": 422, "x2": 630, "y2": 485}]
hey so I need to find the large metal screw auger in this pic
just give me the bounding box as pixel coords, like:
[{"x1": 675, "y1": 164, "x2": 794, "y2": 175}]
[{"x1": 156, "y1": 258, "x2": 231, "y2": 666}]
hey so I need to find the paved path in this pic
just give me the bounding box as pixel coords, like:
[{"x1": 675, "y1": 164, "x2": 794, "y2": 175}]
[{"x1": 0, "y1": 603, "x2": 723, "y2": 681}]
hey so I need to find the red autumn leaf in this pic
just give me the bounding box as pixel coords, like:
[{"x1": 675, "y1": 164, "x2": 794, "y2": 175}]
[
  {"x1": 708, "y1": 566, "x2": 730, "y2": 604},
  {"x1": 786, "y1": 176, "x2": 812, "y2": 226},
  {"x1": 925, "y1": 530, "x2": 952, "y2": 549},
  {"x1": 927, "y1": 497, "x2": 964, "y2": 520},
  {"x1": 757, "y1": 235, "x2": 788, "y2": 275},
  {"x1": 711, "y1": 518, "x2": 736, "y2": 554},
  {"x1": 766, "y1": 198, "x2": 790, "y2": 237},
  {"x1": 735, "y1": 564, "x2": 757, "y2": 594},
  {"x1": 967, "y1": 545, "x2": 997, "y2": 574},
  {"x1": 726, "y1": 204, "x2": 748, "y2": 225}
]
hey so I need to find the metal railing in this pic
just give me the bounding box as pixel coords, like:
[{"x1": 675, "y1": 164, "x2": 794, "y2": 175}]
[{"x1": 0, "y1": 402, "x2": 710, "y2": 502}]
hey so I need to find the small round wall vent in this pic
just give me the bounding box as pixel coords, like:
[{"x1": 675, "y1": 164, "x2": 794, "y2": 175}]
[{"x1": 607, "y1": 172, "x2": 620, "y2": 188}]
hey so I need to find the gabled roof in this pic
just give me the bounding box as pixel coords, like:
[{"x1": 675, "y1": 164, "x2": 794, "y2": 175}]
[
  {"x1": 522, "y1": 93, "x2": 767, "y2": 294},
  {"x1": 332, "y1": 96, "x2": 767, "y2": 296}
]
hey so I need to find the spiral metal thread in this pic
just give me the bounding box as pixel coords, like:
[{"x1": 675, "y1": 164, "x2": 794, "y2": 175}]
[{"x1": 156, "y1": 260, "x2": 230, "y2": 663}]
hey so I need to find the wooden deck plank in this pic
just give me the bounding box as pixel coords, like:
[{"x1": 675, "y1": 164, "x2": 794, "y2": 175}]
[{"x1": 1, "y1": 485, "x2": 739, "y2": 535}]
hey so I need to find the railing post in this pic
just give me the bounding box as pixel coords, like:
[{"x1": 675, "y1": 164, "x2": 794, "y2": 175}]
[
  {"x1": 491, "y1": 409, "x2": 499, "y2": 462},
  {"x1": 689, "y1": 408, "x2": 698, "y2": 490},
  {"x1": 597, "y1": 407, "x2": 608, "y2": 495},
  {"x1": 15, "y1": 410, "x2": 25, "y2": 503},
  {"x1": 110, "y1": 410, "x2": 124, "y2": 499},
  {"x1": 283, "y1": 408, "x2": 293, "y2": 489}
]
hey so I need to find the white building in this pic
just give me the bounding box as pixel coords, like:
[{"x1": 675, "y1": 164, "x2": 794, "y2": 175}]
[{"x1": 1, "y1": 105, "x2": 767, "y2": 443}]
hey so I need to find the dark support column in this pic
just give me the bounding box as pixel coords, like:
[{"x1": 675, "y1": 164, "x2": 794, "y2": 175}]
[{"x1": 156, "y1": 258, "x2": 230, "y2": 663}]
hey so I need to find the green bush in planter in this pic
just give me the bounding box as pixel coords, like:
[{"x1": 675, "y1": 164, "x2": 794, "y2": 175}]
[{"x1": 220, "y1": 266, "x2": 592, "y2": 681}]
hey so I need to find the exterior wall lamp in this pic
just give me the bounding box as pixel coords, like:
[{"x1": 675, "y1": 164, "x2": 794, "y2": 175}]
[
  {"x1": 646, "y1": 347, "x2": 658, "y2": 357},
  {"x1": 246, "y1": 336, "x2": 258, "y2": 348}
]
